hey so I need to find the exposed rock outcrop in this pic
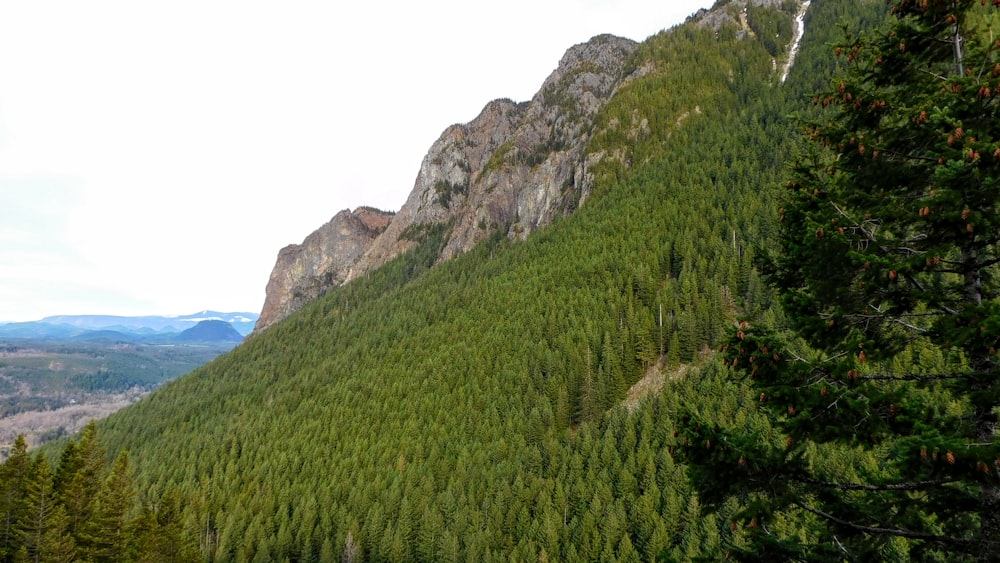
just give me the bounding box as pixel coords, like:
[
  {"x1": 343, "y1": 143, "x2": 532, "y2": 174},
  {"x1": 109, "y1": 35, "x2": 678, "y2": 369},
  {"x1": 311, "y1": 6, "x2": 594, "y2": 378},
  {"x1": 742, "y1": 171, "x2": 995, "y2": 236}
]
[
  {"x1": 692, "y1": 0, "x2": 801, "y2": 35},
  {"x1": 256, "y1": 34, "x2": 641, "y2": 332},
  {"x1": 349, "y1": 34, "x2": 639, "y2": 277},
  {"x1": 254, "y1": 207, "x2": 392, "y2": 333}
]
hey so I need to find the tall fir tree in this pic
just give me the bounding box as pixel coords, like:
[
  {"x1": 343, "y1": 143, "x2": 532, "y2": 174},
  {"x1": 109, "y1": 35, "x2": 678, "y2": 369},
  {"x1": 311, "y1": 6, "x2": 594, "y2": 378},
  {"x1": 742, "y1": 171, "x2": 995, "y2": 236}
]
[
  {"x1": 88, "y1": 451, "x2": 134, "y2": 562},
  {"x1": 19, "y1": 458, "x2": 75, "y2": 563},
  {"x1": 0, "y1": 436, "x2": 31, "y2": 560},
  {"x1": 53, "y1": 422, "x2": 105, "y2": 559},
  {"x1": 683, "y1": 0, "x2": 1000, "y2": 559}
]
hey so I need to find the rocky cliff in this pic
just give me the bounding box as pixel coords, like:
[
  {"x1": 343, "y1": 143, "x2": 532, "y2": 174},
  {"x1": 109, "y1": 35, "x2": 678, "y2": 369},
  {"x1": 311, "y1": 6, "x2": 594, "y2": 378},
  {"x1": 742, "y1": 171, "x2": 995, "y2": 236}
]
[
  {"x1": 256, "y1": 34, "x2": 641, "y2": 332},
  {"x1": 347, "y1": 34, "x2": 641, "y2": 278},
  {"x1": 255, "y1": 207, "x2": 392, "y2": 333}
]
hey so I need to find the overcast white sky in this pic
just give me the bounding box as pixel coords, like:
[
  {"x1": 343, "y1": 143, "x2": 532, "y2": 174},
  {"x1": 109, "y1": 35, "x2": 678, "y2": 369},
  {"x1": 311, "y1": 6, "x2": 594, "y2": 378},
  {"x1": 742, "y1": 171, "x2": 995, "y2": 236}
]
[{"x1": 0, "y1": 0, "x2": 714, "y2": 322}]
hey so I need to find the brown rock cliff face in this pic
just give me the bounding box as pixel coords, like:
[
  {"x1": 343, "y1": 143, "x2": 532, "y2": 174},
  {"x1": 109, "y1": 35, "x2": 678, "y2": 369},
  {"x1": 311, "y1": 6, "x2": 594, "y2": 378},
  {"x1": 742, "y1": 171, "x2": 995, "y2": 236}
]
[
  {"x1": 254, "y1": 207, "x2": 392, "y2": 333},
  {"x1": 348, "y1": 33, "x2": 639, "y2": 278},
  {"x1": 256, "y1": 34, "x2": 640, "y2": 332}
]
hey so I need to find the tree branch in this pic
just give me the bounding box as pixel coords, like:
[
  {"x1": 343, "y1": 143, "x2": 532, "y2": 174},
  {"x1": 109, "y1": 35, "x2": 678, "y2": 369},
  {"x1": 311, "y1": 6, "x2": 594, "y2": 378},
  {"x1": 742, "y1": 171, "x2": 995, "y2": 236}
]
[
  {"x1": 880, "y1": 148, "x2": 941, "y2": 162},
  {"x1": 795, "y1": 476, "x2": 957, "y2": 492},
  {"x1": 860, "y1": 372, "x2": 973, "y2": 382},
  {"x1": 795, "y1": 502, "x2": 974, "y2": 544},
  {"x1": 978, "y1": 256, "x2": 1000, "y2": 269}
]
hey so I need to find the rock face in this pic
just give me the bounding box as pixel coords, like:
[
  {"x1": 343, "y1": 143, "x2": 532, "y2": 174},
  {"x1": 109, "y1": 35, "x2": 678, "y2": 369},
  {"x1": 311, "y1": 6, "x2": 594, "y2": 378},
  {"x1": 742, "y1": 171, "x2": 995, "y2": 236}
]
[
  {"x1": 348, "y1": 34, "x2": 640, "y2": 279},
  {"x1": 255, "y1": 207, "x2": 392, "y2": 333},
  {"x1": 693, "y1": 0, "x2": 802, "y2": 34},
  {"x1": 256, "y1": 34, "x2": 640, "y2": 332}
]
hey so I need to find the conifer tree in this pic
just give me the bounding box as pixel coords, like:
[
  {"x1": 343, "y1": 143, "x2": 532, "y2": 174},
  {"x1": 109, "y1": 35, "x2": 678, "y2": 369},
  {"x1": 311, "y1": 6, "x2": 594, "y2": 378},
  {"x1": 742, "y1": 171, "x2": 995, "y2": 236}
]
[
  {"x1": 128, "y1": 488, "x2": 198, "y2": 562},
  {"x1": 89, "y1": 451, "x2": 134, "y2": 562},
  {"x1": 0, "y1": 436, "x2": 31, "y2": 559},
  {"x1": 53, "y1": 421, "x2": 105, "y2": 555},
  {"x1": 683, "y1": 0, "x2": 1000, "y2": 559},
  {"x1": 20, "y1": 458, "x2": 75, "y2": 563}
]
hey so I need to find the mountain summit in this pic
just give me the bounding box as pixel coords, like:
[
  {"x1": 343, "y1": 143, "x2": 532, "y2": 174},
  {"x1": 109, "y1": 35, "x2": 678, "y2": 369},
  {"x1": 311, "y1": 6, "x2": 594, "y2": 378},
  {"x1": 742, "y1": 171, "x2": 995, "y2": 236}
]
[{"x1": 254, "y1": 33, "x2": 640, "y2": 333}]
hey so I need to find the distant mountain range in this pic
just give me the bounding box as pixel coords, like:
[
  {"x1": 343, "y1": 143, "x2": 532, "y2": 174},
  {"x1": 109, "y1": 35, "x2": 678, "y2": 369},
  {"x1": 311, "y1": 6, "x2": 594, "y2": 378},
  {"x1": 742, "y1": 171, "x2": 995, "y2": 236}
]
[{"x1": 0, "y1": 310, "x2": 258, "y2": 339}]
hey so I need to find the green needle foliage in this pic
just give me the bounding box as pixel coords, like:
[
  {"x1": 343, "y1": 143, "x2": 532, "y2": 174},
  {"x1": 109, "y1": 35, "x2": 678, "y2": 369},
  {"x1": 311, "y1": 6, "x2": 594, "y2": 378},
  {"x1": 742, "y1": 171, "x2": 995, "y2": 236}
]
[
  {"x1": 682, "y1": 0, "x2": 1000, "y2": 560},
  {"x1": 1, "y1": 1, "x2": 913, "y2": 561},
  {"x1": 0, "y1": 424, "x2": 197, "y2": 563}
]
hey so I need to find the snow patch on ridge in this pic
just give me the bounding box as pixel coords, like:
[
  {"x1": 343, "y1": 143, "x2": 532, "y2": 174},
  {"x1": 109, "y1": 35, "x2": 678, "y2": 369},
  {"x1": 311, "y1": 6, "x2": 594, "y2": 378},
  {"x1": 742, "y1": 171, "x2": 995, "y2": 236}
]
[{"x1": 781, "y1": 0, "x2": 811, "y2": 83}]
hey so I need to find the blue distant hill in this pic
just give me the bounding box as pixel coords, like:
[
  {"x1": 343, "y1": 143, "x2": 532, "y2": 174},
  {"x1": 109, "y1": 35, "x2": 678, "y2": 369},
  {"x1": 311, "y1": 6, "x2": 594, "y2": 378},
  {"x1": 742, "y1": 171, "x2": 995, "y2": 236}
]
[
  {"x1": 0, "y1": 310, "x2": 258, "y2": 339},
  {"x1": 176, "y1": 320, "x2": 244, "y2": 343}
]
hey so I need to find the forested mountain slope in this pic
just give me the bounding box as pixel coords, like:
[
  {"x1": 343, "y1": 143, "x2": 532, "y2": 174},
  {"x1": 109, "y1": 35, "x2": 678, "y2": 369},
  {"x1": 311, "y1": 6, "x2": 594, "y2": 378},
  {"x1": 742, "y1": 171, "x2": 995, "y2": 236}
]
[{"x1": 25, "y1": 0, "x2": 890, "y2": 560}]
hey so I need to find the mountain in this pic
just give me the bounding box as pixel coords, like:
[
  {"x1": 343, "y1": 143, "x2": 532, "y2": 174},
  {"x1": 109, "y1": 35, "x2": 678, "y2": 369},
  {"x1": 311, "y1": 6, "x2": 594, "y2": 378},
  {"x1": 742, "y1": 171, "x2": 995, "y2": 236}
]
[
  {"x1": 254, "y1": 34, "x2": 640, "y2": 332},
  {"x1": 0, "y1": 310, "x2": 259, "y2": 338},
  {"x1": 34, "y1": 0, "x2": 896, "y2": 560},
  {"x1": 0, "y1": 321, "x2": 81, "y2": 339},
  {"x1": 70, "y1": 329, "x2": 140, "y2": 343},
  {"x1": 176, "y1": 320, "x2": 244, "y2": 343}
]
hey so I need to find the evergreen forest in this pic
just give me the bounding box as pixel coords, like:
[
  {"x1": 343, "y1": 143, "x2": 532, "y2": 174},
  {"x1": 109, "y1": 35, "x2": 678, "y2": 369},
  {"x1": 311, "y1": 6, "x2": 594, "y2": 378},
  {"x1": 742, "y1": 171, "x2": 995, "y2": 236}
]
[{"x1": 2, "y1": 0, "x2": 999, "y2": 560}]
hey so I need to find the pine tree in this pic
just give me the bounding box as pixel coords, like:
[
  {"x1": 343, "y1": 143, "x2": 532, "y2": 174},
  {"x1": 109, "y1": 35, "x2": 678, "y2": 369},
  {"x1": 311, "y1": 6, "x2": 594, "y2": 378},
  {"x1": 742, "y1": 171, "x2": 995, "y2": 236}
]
[
  {"x1": 129, "y1": 488, "x2": 198, "y2": 562},
  {"x1": 54, "y1": 421, "x2": 105, "y2": 555},
  {"x1": 89, "y1": 451, "x2": 134, "y2": 562},
  {"x1": 616, "y1": 533, "x2": 641, "y2": 563},
  {"x1": 319, "y1": 536, "x2": 335, "y2": 563},
  {"x1": 20, "y1": 458, "x2": 76, "y2": 563},
  {"x1": 0, "y1": 436, "x2": 31, "y2": 559},
  {"x1": 683, "y1": 0, "x2": 1000, "y2": 559}
]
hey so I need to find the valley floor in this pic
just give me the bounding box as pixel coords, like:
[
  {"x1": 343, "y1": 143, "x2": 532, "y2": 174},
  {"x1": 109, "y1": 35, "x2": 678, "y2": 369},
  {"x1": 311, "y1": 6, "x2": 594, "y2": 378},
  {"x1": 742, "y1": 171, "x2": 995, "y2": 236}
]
[{"x1": 0, "y1": 391, "x2": 142, "y2": 450}]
